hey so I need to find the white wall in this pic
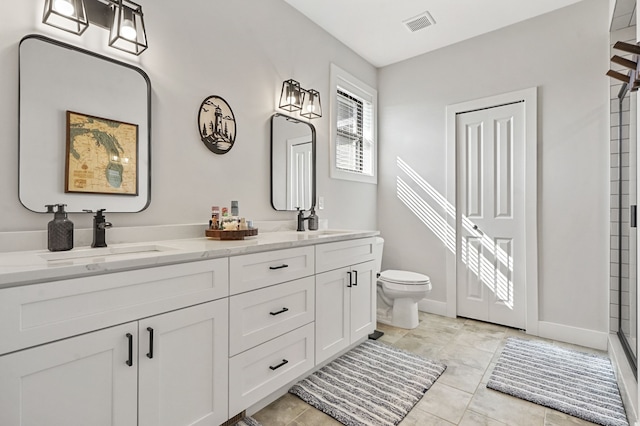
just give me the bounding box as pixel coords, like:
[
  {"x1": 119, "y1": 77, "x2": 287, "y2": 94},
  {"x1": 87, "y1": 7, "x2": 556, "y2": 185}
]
[
  {"x1": 0, "y1": 0, "x2": 377, "y2": 235},
  {"x1": 378, "y1": 0, "x2": 610, "y2": 334}
]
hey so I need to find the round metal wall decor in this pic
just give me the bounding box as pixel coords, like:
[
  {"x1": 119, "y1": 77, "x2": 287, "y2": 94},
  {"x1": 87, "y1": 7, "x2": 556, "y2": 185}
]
[{"x1": 198, "y1": 95, "x2": 236, "y2": 154}]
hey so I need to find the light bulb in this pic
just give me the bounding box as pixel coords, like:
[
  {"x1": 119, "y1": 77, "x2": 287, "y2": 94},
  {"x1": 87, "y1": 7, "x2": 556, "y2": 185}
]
[
  {"x1": 120, "y1": 19, "x2": 137, "y2": 41},
  {"x1": 53, "y1": 0, "x2": 75, "y2": 16},
  {"x1": 306, "y1": 103, "x2": 316, "y2": 113}
]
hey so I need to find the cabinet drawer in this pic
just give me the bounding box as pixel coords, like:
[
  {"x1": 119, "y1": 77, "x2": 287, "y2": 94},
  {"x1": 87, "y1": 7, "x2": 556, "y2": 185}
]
[
  {"x1": 229, "y1": 277, "x2": 314, "y2": 356},
  {"x1": 229, "y1": 246, "x2": 314, "y2": 294},
  {"x1": 229, "y1": 323, "x2": 314, "y2": 415},
  {"x1": 315, "y1": 237, "x2": 376, "y2": 273},
  {"x1": 0, "y1": 258, "x2": 229, "y2": 355}
]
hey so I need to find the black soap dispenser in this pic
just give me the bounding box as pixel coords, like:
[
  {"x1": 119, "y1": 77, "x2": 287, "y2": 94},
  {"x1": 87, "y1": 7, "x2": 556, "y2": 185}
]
[
  {"x1": 46, "y1": 204, "x2": 74, "y2": 252},
  {"x1": 308, "y1": 207, "x2": 319, "y2": 231}
]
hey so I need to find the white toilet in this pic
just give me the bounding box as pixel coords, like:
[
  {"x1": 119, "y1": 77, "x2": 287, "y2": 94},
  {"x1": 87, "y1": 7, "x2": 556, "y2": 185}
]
[{"x1": 373, "y1": 237, "x2": 432, "y2": 329}]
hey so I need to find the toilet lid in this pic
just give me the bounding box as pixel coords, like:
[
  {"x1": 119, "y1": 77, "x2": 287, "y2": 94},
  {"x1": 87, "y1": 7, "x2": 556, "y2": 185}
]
[{"x1": 380, "y1": 270, "x2": 430, "y2": 285}]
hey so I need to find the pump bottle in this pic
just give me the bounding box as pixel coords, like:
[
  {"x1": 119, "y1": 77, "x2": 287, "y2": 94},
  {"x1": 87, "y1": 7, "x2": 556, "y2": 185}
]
[{"x1": 46, "y1": 204, "x2": 74, "y2": 251}]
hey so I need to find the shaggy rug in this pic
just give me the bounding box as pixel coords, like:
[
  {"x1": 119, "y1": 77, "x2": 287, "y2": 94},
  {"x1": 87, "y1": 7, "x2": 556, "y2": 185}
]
[
  {"x1": 289, "y1": 339, "x2": 446, "y2": 426},
  {"x1": 487, "y1": 337, "x2": 628, "y2": 426}
]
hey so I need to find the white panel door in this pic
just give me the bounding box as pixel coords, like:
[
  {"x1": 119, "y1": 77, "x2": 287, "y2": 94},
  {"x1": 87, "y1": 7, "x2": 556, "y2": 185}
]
[
  {"x1": 456, "y1": 102, "x2": 526, "y2": 329},
  {"x1": 0, "y1": 322, "x2": 138, "y2": 426},
  {"x1": 286, "y1": 137, "x2": 313, "y2": 210},
  {"x1": 138, "y1": 299, "x2": 229, "y2": 426}
]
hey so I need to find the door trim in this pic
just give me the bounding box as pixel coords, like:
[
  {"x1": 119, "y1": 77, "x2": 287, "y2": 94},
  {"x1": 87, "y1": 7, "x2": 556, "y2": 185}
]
[{"x1": 445, "y1": 87, "x2": 538, "y2": 334}]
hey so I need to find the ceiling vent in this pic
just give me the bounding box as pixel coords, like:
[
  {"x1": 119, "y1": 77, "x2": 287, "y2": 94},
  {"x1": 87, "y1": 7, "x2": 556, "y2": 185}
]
[{"x1": 403, "y1": 11, "x2": 436, "y2": 33}]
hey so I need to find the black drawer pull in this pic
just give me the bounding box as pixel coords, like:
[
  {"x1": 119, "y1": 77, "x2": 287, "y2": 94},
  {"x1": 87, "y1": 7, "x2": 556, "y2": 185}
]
[
  {"x1": 269, "y1": 359, "x2": 289, "y2": 371},
  {"x1": 347, "y1": 271, "x2": 352, "y2": 287},
  {"x1": 270, "y1": 307, "x2": 289, "y2": 316},
  {"x1": 269, "y1": 264, "x2": 289, "y2": 270},
  {"x1": 126, "y1": 333, "x2": 133, "y2": 367},
  {"x1": 352, "y1": 270, "x2": 358, "y2": 286},
  {"x1": 146, "y1": 327, "x2": 154, "y2": 359}
]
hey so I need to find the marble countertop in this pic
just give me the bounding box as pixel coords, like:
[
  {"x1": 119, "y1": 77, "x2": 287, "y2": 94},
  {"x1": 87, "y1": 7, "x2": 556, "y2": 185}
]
[{"x1": 0, "y1": 229, "x2": 379, "y2": 288}]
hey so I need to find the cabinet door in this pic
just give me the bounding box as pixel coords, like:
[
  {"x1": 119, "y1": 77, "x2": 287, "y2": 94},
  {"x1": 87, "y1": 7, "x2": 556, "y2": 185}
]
[
  {"x1": 350, "y1": 260, "x2": 377, "y2": 343},
  {"x1": 138, "y1": 299, "x2": 229, "y2": 426},
  {"x1": 0, "y1": 323, "x2": 138, "y2": 426},
  {"x1": 315, "y1": 267, "x2": 350, "y2": 364}
]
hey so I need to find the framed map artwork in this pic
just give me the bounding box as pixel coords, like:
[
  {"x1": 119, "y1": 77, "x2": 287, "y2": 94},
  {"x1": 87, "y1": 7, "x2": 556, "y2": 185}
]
[{"x1": 65, "y1": 111, "x2": 139, "y2": 195}]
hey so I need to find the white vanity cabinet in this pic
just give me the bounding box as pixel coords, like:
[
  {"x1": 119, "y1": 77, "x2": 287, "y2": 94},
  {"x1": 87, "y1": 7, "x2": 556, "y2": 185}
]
[
  {"x1": 0, "y1": 259, "x2": 230, "y2": 426},
  {"x1": 0, "y1": 231, "x2": 380, "y2": 424},
  {"x1": 228, "y1": 247, "x2": 316, "y2": 416},
  {"x1": 0, "y1": 321, "x2": 138, "y2": 426},
  {"x1": 0, "y1": 299, "x2": 229, "y2": 426},
  {"x1": 138, "y1": 299, "x2": 229, "y2": 426},
  {"x1": 315, "y1": 238, "x2": 377, "y2": 364}
]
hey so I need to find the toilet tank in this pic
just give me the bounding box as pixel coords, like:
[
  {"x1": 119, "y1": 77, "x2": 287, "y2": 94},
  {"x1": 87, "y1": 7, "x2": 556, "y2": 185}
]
[{"x1": 373, "y1": 237, "x2": 384, "y2": 274}]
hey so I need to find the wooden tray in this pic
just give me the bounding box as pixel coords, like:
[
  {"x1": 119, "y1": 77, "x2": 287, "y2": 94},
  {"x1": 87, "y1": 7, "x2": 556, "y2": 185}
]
[{"x1": 205, "y1": 228, "x2": 258, "y2": 240}]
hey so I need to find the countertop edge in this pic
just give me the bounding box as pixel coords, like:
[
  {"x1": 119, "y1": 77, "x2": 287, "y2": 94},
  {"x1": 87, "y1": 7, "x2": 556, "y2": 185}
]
[{"x1": 0, "y1": 230, "x2": 380, "y2": 289}]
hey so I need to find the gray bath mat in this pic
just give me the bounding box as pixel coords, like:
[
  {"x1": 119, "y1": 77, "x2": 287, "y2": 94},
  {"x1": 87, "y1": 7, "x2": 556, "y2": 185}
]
[
  {"x1": 235, "y1": 416, "x2": 261, "y2": 426},
  {"x1": 487, "y1": 337, "x2": 628, "y2": 426},
  {"x1": 289, "y1": 340, "x2": 446, "y2": 426}
]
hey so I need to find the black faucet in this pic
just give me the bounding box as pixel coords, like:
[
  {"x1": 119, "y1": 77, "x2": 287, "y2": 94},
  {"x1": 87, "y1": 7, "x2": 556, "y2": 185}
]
[
  {"x1": 297, "y1": 208, "x2": 309, "y2": 231},
  {"x1": 297, "y1": 207, "x2": 318, "y2": 232},
  {"x1": 89, "y1": 209, "x2": 113, "y2": 247}
]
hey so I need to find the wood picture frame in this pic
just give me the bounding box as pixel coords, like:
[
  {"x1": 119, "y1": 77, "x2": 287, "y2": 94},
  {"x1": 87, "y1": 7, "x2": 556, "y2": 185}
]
[{"x1": 64, "y1": 110, "x2": 139, "y2": 195}]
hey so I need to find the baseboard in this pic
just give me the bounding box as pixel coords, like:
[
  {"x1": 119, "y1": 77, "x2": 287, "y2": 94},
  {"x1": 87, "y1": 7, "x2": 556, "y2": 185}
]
[
  {"x1": 537, "y1": 321, "x2": 608, "y2": 351},
  {"x1": 417, "y1": 298, "x2": 448, "y2": 317}
]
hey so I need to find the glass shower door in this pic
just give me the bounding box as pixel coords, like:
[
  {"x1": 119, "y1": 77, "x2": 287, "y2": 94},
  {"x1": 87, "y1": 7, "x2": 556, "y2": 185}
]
[{"x1": 619, "y1": 87, "x2": 638, "y2": 374}]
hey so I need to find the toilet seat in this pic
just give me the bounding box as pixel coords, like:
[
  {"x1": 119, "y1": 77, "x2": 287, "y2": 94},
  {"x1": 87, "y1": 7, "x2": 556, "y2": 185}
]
[{"x1": 379, "y1": 269, "x2": 430, "y2": 285}]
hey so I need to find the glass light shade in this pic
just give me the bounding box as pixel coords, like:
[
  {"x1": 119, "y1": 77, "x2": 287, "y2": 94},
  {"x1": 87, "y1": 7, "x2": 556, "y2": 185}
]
[
  {"x1": 279, "y1": 79, "x2": 303, "y2": 112},
  {"x1": 119, "y1": 19, "x2": 137, "y2": 40},
  {"x1": 300, "y1": 89, "x2": 322, "y2": 119},
  {"x1": 54, "y1": 0, "x2": 75, "y2": 16},
  {"x1": 43, "y1": 0, "x2": 88, "y2": 35},
  {"x1": 108, "y1": 0, "x2": 148, "y2": 55}
]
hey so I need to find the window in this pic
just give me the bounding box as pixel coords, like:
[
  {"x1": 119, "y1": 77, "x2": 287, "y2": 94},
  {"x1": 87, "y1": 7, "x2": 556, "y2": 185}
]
[{"x1": 330, "y1": 64, "x2": 377, "y2": 184}]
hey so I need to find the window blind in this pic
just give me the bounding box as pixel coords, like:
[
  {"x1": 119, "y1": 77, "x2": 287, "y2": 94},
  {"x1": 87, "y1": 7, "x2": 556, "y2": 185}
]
[{"x1": 336, "y1": 87, "x2": 374, "y2": 176}]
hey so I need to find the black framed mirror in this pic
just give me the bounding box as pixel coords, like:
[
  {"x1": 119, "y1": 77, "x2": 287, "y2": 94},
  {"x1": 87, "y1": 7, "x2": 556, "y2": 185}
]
[
  {"x1": 19, "y1": 34, "x2": 151, "y2": 213},
  {"x1": 270, "y1": 113, "x2": 316, "y2": 211}
]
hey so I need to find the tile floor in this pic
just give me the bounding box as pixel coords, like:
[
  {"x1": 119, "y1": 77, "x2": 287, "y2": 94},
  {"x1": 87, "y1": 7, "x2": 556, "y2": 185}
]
[{"x1": 253, "y1": 312, "x2": 611, "y2": 426}]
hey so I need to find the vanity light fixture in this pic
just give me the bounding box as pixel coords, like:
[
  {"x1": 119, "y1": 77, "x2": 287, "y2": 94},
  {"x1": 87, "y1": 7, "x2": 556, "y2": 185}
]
[
  {"x1": 279, "y1": 79, "x2": 303, "y2": 112},
  {"x1": 43, "y1": 0, "x2": 89, "y2": 35},
  {"x1": 42, "y1": 0, "x2": 148, "y2": 55},
  {"x1": 278, "y1": 79, "x2": 322, "y2": 119},
  {"x1": 300, "y1": 89, "x2": 322, "y2": 119},
  {"x1": 108, "y1": 0, "x2": 147, "y2": 55}
]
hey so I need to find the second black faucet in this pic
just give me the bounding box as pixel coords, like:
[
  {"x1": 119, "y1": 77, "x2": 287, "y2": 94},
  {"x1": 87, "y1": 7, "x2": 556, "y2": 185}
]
[{"x1": 84, "y1": 209, "x2": 113, "y2": 248}]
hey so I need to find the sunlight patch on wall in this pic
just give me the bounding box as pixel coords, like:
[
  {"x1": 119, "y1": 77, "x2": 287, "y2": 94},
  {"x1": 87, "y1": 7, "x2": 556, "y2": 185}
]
[{"x1": 396, "y1": 156, "x2": 514, "y2": 309}]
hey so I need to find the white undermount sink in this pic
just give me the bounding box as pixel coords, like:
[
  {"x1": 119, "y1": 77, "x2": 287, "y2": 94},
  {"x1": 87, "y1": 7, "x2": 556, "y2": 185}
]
[
  {"x1": 39, "y1": 244, "x2": 177, "y2": 262},
  {"x1": 299, "y1": 229, "x2": 354, "y2": 239},
  {"x1": 309, "y1": 230, "x2": 351, "y2": 235}
]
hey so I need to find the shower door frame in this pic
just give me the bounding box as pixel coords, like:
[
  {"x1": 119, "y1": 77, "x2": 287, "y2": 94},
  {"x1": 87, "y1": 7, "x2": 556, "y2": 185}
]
[{"x1": 617, "y1": 82, "x2": 638, "y2": 379}]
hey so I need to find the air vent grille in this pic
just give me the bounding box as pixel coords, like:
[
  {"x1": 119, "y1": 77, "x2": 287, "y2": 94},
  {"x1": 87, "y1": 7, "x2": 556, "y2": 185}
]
[{"x1": 403, "y1": 11, "x2": 435, "y2": 33}]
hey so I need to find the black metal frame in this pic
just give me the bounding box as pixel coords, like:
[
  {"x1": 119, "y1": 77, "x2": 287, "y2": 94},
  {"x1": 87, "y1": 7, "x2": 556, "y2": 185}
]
[
  {"x1": 269, "y1": 113, "x2": 316, "y2": 212},
  {"x1": 617, "y1": 82, "x2": 638, "y2": 379},
  {"x1": 18, "y1": 34, "x2": 152, "y2": 213}
]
